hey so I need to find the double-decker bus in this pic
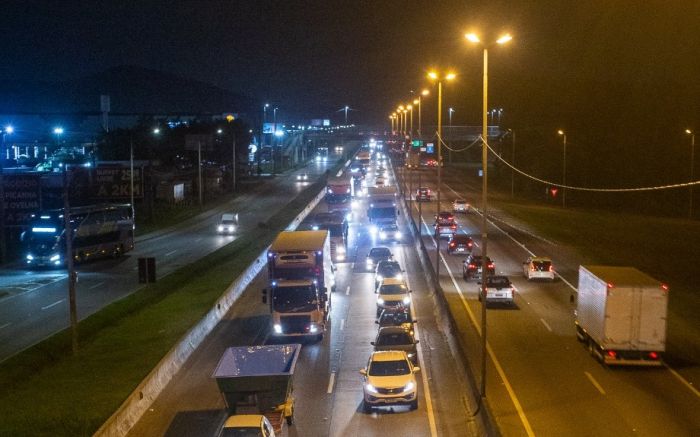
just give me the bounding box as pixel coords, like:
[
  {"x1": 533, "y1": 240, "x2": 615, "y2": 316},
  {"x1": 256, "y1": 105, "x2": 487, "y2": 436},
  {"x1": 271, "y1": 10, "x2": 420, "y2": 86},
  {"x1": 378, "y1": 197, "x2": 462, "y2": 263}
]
[{"x1": 23, "y1": 204, "x2": 135, "y2": 267}]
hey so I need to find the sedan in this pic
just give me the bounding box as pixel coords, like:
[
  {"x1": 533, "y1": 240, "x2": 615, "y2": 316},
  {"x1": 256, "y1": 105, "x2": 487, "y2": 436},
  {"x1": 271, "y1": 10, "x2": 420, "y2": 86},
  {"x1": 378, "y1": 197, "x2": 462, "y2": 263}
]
[
  {"x1": 463, "y1": 255, "x2": 495, "y2": 280},
  {"x1": 372, "y1": 326, "x2": 419, "y2": 364},
  {"x1": 447, "y1": 234, "x2": 474, "y2": 255},
  {"x1": 366, "y1": 247, "x2": 393, "y2": 270},
  {"x1": 374, "y1": 260, "x2": 403, "y2": 289},
  {"x1": 452, "y1": 198, "x2": 470, "y2": 213}
]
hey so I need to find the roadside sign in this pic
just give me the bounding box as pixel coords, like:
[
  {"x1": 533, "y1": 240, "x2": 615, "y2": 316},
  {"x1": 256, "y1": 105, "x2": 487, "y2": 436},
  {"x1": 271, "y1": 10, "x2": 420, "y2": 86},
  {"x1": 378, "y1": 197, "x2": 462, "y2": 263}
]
[
  {"x1": 2, "y1": 174, "x2": 42, "y2": 226},
  {"x1": 426, "y1": 143, "x2": 434, "y2": 154},
  {"x1": 93, "y1": 165, "x2": 143, "y2": 199},
  {"x1": 411, "y1": 140, "x2": 422, "y2": 148}
]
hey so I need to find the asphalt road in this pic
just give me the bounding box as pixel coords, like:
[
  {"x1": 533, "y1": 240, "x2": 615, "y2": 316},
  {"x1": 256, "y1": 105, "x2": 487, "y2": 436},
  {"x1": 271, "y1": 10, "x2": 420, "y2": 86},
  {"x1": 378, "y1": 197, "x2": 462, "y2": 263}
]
[
  {"x1": 396, "y1": 164, "x2": 700, "y2": 436},
  {"x1": 126, "y1": 153, "x2": 477, "y2": 437},
  {"x1": 0, "y1": 156, "x2": 338, "y2": 361}
]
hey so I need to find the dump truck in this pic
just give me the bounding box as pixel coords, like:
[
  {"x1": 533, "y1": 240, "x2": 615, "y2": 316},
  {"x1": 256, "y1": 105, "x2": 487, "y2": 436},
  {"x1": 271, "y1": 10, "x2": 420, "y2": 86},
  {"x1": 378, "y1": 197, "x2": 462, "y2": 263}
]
[
  {"x1": 213, "y1": 344, "x2": 301, "y2": 436},
  {"x1": 575, "y1": 266, "x2": 668, "y2": 366},
  {"x1": 264, "y1": 231, "x2": 335, "y2": 340},
  {"x1": 325, "y1": 174, "x2": 353, "y2": 218}
]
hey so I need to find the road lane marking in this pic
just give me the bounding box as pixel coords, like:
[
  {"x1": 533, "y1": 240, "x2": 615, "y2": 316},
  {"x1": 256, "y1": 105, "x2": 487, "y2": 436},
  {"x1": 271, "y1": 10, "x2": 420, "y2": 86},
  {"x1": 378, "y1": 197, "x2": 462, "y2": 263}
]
[
  {"x1": 665, "y1": 364, "x2": 700, "y2": 398},
  {"x1": 403, "y1": 257, "x2": 439, "y2": 437},
  {"x1": 584, "y1": 372, "x2": 606, "y2": 395},
  {"x1": 164, "y1": 250, "x2": 177, "y2": 257},
  {"x1": 42, "y1": 299, "x2": 65, "y2": 310},
  {"x1": 340, "y1": 318, "x2": 345, "y2": 331},
  {"x1": 89, "y1": 281, "x2": 105, "y2": 290},
  {"x1": 327, "y1": 372, "x2": 336, "y2": 394},
  {"x1": 345, "y1": 286, "x2": 350, "y2": 296},
  {"x1": 540, "y1": 318, "x2": 553, "y2": 332},
  {"x1": 0, "y1": 322, "x2": 10, "y2": 330}
]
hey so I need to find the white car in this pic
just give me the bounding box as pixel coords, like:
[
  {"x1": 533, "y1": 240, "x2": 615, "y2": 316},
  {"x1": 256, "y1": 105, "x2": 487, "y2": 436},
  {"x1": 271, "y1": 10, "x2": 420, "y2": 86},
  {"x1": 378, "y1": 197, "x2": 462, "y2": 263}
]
[
  {"x1": 522, "y1": 256, "x2": 555, "y2": 281},
  {"x1": 479, "y1": 275, "x2": 515, "y2": 305},
  {"x1": 452, "y1": 198, "x2": 470, "y2": 213},
  {"x1": 296, "y1": 172, "x2": 309, "y2": 181},
  {"x1": 360, "y1": 350, "x2": 420, "y2": 413},
  {"x1": 375, "y1": 176, "x2": 386, "y2": 187},
  {"x1": 376, "y1": 278, "x2": 411, "y2": 317},
  {"x1": 217, "y1": 213, "x2": 238, "y2": 234}
]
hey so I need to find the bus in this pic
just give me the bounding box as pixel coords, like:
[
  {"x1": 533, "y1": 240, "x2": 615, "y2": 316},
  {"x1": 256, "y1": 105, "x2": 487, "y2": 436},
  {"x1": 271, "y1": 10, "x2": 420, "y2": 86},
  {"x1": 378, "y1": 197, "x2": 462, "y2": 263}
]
[{"x1": 23, "y1": 204, "x2": 135, "y2": 267}]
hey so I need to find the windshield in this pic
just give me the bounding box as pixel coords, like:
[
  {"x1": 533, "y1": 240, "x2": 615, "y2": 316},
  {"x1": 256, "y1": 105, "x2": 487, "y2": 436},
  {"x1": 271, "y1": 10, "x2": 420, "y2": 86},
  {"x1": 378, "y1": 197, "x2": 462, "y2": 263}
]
[
  {"x1": 378, "y1": 263, "x2": 401, "y2": 276},
  {"x1": 272, "y1": 286, "x2": 317, "y2": 312},
  {"x1": 379, "y1": 284, "x2": 407, "y2": 295},
  {"x1": 369, "y1": 248, "x2": 391, "y2": 258},
  {"x1": 369, "y1": 207, "x2": 395, "y2": 220},
  {"x1": 376, "y1": 332, "x2": 413, "y2": 346},
  {"x1": 316, "y1": 223, "x2": 345, "y2": 237},
  {"x1": 368, "y1": 359, "x2": 410, "y2": 376},
  {"x1": 452, "y1": 236, "x2": 471, "y2": 244},
  {"x1": 487, "y1": 277, "x2": 510, "y2": 288},
  {"x1": 532, "y1": 261, "x2": 551, "y2": 271},
  {"x1": 380, "y1": 312, "x2": 411, "y2": 325}
]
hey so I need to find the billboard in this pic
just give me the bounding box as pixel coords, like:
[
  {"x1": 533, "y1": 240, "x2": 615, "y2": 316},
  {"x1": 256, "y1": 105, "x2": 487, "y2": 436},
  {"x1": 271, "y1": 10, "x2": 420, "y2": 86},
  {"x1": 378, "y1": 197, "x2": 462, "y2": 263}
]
[
  {"x1": 2, "y1": 174, "x2": 42, "y2": 227},
  {"x1": 310, "y1": 119, "x2": 331, "y2": 127},
  {"x1": 185, "y1": 134, "x2": 215, "y2": 152},
  {"x1": 92, "y1": 165, "x2": 143, "y2": 199}
]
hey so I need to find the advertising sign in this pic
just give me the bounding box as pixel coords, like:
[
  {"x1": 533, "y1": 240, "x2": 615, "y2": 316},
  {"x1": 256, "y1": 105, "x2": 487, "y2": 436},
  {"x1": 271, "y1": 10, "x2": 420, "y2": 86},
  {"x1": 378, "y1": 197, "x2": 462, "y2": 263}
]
[
  {"x1": 2, "y1": 174, "x2": 42, "y2": 226},
  {"x1": 185, "y1": 134, "x2": 215, "y2": 152},
  {"x1": 93, "y1": 165, "x2": 143, "y2": 199}
]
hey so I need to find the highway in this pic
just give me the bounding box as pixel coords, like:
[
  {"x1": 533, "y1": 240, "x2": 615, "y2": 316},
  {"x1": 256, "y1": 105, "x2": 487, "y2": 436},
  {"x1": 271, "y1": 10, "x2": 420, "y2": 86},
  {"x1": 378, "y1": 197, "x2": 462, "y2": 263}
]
[
  {"x1": 126, "y1": 152, "x2": 477, "y2": 436},
  {"x1": 0, "y1": 157, "x2": 337, "y2": 361},
  {"x1": 397, "y1": 164, "x2": 700, "y2": 436}
]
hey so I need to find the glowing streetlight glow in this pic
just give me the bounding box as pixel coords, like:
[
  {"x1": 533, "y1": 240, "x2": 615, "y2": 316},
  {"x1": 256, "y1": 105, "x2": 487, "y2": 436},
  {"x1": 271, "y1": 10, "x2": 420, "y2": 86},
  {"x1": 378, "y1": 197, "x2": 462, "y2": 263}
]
[
  {"x1": 4, "y1": 126, "x2": 13, "y2": 134},
  {"x1": 428, "y1": 71, "x2": 438, "y2": 80},
  {"x1": 558, "y1": 129, "x2": 565, "y2": 136},
  {"x1": 496, "y1": 34, "x2": 513, "y2": 44},
  {"x1": 413, "y1": 99, "x2": 419, "y2": 105},
  {"x1": 421, "y1": 89, "x2": 429, "y2": 96},
  {"x1": 446, "y1": 72, "x2": 456, "y2": 81},
  {"x1": 465, "y1": 33, "x2": 480, "y2": 43},
  {"x1": 686, "y1": 129, "x2": 693, "y2": 135},
  {"x1": 53, "y1": 127, "x2": 64, "y2": 135},
  {"x1": 153, "y1": 128, "x2": 160, "y2": 134}
]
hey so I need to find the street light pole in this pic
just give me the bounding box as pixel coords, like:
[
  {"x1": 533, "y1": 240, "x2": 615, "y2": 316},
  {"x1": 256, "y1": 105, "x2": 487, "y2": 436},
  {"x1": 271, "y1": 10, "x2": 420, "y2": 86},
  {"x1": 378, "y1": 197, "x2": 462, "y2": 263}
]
[
  {"x1": 687, "y1": 129, "x2": 696, "y2": 219},
  {"x1": 408, "y1": 105, "x2": 414, "y2": 138},
  {"x1": 509, "y1": 129, "x2": 516, "y2": 198},
  {"x1": 448, "y1": 107, "x2": 455, "y2": 163},
  {"x1": 0, "y1": 126, "x2": 13, "y2": 264},
  {"x1": 558, "y1": 130, "x2": 567, "y2": 208},
  {"x1": 63, "y1": 164, "x2": 79, "y2": 354}
]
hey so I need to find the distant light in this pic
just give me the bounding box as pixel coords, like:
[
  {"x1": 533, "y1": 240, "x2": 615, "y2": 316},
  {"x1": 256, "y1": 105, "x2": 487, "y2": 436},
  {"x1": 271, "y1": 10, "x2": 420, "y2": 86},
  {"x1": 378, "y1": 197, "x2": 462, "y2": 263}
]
[
  {"x1": 446, "y1": 72, "x2": 456, "y2": 81},
  {"x1": 53, "y1": 127, "x2": 64, "y2": 135},
  {"x1": 557, "y1": 130, "x2": 565, "y2": 136},
  {"x1": 274, "y1": 130, "x2": 284, "y2": 137},
  {"x1": 465, "y1": 33, "x2": 480, "y2": 43},
  {"x1": 84, "y1": 162, "x2": 92, "y2": 168},
  {"x1": 421, "y1": 89, "x2": 430, "y2": 96},
  {"x1": 153, "y1": 128, "x2": 161, "y2": 134},
  {"x1": 686, "y1": 129, "x2": 693, "y2": 135},
  {"x1": 428, "y1": 71, "x2": 438, "y2": 80},
  {"x1": 496, "y1": 34, "x2": 513, "y2": 44},
  {"x1": 217, "y1": 128, "x2": 223, "y2": 134},
  {"x1": 4, "y1": 125, "x2": 14, "y2": 134}
]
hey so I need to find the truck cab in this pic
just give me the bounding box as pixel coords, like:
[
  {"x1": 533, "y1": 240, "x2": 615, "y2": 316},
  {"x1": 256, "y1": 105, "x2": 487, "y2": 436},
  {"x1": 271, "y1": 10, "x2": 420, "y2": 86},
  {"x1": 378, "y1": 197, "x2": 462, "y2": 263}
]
[{"x1": 264, "y1": 279, "x2": 329, "y2": 340}]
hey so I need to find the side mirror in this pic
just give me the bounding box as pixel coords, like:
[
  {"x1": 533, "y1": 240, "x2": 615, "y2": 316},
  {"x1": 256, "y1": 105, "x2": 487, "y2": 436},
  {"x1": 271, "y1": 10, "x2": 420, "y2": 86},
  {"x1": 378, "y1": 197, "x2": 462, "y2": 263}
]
[
  {"x1": 370, "y1": 341, "x2": 375, "y2": 346},
  {"x1": 413, "y1": 367, "x2": 421, "y2": 373},
  {"x1": 359, "y1": 368, "x2": 367, "y2": 376},
  {"x1": 409, "y1": 289, "x2": 413, "y2": 293}
]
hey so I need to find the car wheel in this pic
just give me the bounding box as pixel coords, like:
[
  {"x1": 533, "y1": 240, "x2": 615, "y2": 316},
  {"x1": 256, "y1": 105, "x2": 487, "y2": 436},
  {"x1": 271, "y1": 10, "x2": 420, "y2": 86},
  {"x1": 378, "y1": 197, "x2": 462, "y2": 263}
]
[{"x1": 410, "y1": 399, "x2": 418, "y2": 410}]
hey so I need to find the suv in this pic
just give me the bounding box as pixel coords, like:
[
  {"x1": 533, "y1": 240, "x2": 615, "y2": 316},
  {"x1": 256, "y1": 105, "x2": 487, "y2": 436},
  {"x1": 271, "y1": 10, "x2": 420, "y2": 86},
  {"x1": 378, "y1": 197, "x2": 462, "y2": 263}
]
[
  {"x1": 479, "y1": 275, "x2": 515, "y2": 305},
  {"x1": 360, "y1": 350, "x2": 420, "y2": 413},
  {"x1": 374, "y1": 260, "x2": 403, "y2": 288},
  {"x1": 462, "y1": 254, "x2": 495, "y2": 280},
  {"x1": 452, "y1": 198, "x2": 470, "y2": 213},
  {"x1": 372, "y1": 326, "x2": 419, "y2": 364},
  {"x1": 523, "y1": 256, "x2": 555, "y2": 281},
  {"x1": 415, "y1": 187, "x2": 431, "y2": 202},
  {"x1": 447, "y1": 234, "x2": 474, "y2": 255},
  {"x1": 376, "y1": 308, "x2": 415, "y2": 330},
  {"x1": 366, "y1": 247, "x2": 393, "y2": 270},
  {"x1": 376, "y1": 278, "x2": 411, "y2": 317},
  {"x1": 217, "y1": 213, "x2": 238, "y2": 234},
  {"x1": 378, "y1": 223, "x2": 402, "y2": 242},
  {"x1": 434, "y1": 211, "x2": 457, "y2": 238}
]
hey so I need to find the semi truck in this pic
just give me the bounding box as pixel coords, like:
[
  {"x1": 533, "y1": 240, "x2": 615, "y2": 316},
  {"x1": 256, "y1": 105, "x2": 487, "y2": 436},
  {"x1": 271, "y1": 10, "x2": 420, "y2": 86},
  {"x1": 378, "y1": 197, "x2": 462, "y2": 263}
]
[
  {"x1": 309, "y1": 212, "x2": 348, "y2": 262},
  {"x1": 325, "y1": 174, "x2": 353, "y2": 218},
  {"x1": 575, "y1": 266, "x2": 668, "y2": 366},
  {"x1": 263, "y1": 231, "x2": 335, "y2": 340},
  {"x1": 406, "y1": 149, "x2": 420, "y2": 169}
]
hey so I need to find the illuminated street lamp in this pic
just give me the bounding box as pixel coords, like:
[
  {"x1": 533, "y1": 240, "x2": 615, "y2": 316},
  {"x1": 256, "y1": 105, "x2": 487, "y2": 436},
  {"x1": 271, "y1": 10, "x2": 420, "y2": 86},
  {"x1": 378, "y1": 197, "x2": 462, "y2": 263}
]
[
  {"x1": 413, "y1": 89, "x2": 429, "y2": 137},
  {"x1": 687, "y1": 129, "x2": 696, "y2": 219},
  {"x1": 557, "y1": 130, "x2": 567, "y2": 207},
  {"x1": 427, "y1": 69, "x2": 456, "y2": 287},
  {"x1": 465, "y1": 30, "x2": 512, "y2": 403}
]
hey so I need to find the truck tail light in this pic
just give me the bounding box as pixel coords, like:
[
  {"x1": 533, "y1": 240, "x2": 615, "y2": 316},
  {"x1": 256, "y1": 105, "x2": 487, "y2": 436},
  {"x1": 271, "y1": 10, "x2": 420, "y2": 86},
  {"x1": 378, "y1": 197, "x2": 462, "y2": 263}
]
[
  {"x1": 648, "y1": 351, "x2": 659, "y2": 360},
  {"x1": 450, "y1": 242, "x2": 455, "y2": 247},
  {"x1": 661, "y1": 284, "x2": 669, "y2": 293}
]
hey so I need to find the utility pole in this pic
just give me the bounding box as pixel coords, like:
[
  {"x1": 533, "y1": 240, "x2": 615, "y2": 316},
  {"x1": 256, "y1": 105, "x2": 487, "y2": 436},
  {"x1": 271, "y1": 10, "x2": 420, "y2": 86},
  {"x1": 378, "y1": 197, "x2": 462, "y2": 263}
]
[
  {"x1": 63, "y1": 166, "x2": 78, "y2": 354},
  {"x1": 198, "y1": 140, "x2": 203, "y2": 208},
  {"x1": 232, "y1": 133, "x2": 237, "y2": 192}
]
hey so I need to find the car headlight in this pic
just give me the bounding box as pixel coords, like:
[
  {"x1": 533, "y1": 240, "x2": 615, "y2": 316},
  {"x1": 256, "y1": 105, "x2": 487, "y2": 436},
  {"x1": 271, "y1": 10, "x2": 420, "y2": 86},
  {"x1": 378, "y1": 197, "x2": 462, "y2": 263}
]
[
  {"x1": 379, "y1": 231, "x2": 387, "y2": 239},
  {"x1": 377, "y1": 297, "x2": 385, "y2": 305},
  {"x1": 346, "y1": 213, "x2": 352, "y2": 220},
  {"x1": 403, "y1": 381, "x2": 415, "y2": 392},
  {"x1": 365, "y1": 383, "x2": 378, "y2": 394},
  {"x1": 309, "y1": 325, "x2": 318, "y2": 333},
  {"x1": 395, "y1": 232, "x2": 402, "y2": 239},
  {"x1": 376, "y1": 275, "x2": 383, "y2": 282},
  {"x1": 366, "y1": 258, "x2": 374, "y2": 265},
  {"x1": 50, "y1": 254, "x2": 60, "y2": 262},
  {"x1": 273, "y1": 324, "x2": 283, "y2": 334},
  {"x1": 217, "y1": 225, "x2": 224, "y2": 232},
  {"x1": 402, "y1": 296, "x2": 411, "y2": 305},
  {"x1": 337, "y1": 247, "x2": 346, "y2": 254},
  {"x1": 26, "y1": 254, "x2": 34, "y2": 260},
  {"x1": 395, "y1": 273, "x2": 403, "y2": 280},
  {"x1": 228, "y1": 226, "x2": 234, "y2": 232}
]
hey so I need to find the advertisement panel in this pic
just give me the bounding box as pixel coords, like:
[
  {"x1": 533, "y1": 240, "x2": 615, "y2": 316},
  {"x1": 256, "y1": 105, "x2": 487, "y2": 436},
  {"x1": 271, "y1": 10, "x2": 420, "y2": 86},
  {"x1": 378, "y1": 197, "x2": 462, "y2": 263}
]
[
  {"x1": 93, "y1": 165, "x2": 143, "y2": 199},
  {"x1": 2, "y1": 174, "x2": 42, "y2": 226}
]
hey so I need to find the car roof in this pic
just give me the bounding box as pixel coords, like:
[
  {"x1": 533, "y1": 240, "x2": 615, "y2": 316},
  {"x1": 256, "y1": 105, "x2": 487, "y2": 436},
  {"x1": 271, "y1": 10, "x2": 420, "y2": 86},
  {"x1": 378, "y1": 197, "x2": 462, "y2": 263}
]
[
  {"x1": 221, "y1": 213, "x2": 236, "y2": 221},
  {"x1": 370, "y1": 350, "x2": 409, "y2": 362},
  {"x1": 370, "y1": 247, "x2": 392, "y2": 253},
  {"x1": 451, "y1": 234, "x2": 471, "y2": 240},
  {"x1": 379, "y1": 278, "x2": 406, "y2": 286},
  {"x1": 453, "y1": 198, "x2": 467, "y2": 202},
  {"x1": 223, "y1": 414, "x2": 263, "y2": 428},
  {"x1": 378, "y1": 326, "x2": 413, "y2": 336}
]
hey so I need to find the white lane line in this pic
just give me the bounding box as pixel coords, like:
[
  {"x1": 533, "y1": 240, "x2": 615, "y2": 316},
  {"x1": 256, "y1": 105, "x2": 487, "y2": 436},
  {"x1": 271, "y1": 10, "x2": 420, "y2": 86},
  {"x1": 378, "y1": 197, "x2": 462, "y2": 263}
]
[
  {"x1": 0, "y1": 322, "x2": 11, "y2": 330},
  {"x1": 540, "y1": 318, "x2": 553, "y2": 332},
  {"x1": 42, "y1": 299, "x2": 65, "y2": 310},
  {"x1": 584, "y1": 371, "x2": 606, "y2": 395},
  {"x1": 340, "y1": 318, "x2": 345, "y2": 331},
  {"x1": 666, "y1": 364, "x2": 700, "y2": 398},
  {"x1": 403, "y1": 256, "x2": 439, "y2": 437},
  {"x1": 345, "y1": 286, "x2": 350, "y2": 296},
  {"x1": 89, "y1": 281, "x2": 105, "y2": 290},
  {"x1": 327, "y1": 372, "x2": 336, "y2": 394},
  {"x1": 164, "y1": 250, "x2": 177, "y2": 257},
  {"x1": 439, "y1": 243, "x2": 536, "y2": 437}
]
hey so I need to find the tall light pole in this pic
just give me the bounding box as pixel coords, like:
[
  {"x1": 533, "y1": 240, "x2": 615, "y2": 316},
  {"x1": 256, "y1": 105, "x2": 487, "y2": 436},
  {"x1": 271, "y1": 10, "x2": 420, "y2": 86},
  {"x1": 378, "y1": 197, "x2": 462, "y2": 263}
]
[
  {"x1": 260, "y1": 103, "x2": 269, "y2": 175},
  {"x1": 0, "y1": 125, "x2": 14, "y2": 264},
  {"x1": 343, "y1": 105, "x2": 349, "y2": 125},
  {"x1": 397, "y1": 105, "x2": 405, "y2": 136},
  {"x1": 408, "y1": 104, "x2": 414, "y2": 138},
  {"x1": 415, "y1": 89, "x2": 429, "y2": 138},
  {"x1": 466, "y1": 30, "x2": 512, "y2": 403},
  {"x1": 558, "y1": 130, "x2": 567, "y2": 208},
  {"x1": 428, "y1": 70, "x2": 456, "y2": 289},
  {"x1": 687, "y1": 129, "x2": 696, "y2": 219},
  {"x1": 403, "y1": 109, "x2": 409, "y2": 138},
  {"x1": 448, "y1": 107, "x2": 455, "y2": 163},
  {"x1": 507, "y1": 129, "x2": 516, "y2": 198}
]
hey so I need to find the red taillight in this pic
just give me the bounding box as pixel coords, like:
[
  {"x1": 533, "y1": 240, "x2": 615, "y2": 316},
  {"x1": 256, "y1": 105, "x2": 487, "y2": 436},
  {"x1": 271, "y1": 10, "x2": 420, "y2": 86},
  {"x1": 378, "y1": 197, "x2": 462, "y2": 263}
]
[
  {"x1": 606, "y1": 350, "x2": 617, "y2": 359},
  {"x1": 648, "y1": 351, "x2": 659, "y2": 360},
  {"x1": 450, "y1": 242, "x2": 455, "y2": 247},
  {"x1": 468, "y1": 242, "x2": 473, "y2": 248},
  {"x1": 661, "y1": 284, "x2": 669, "y2": 292},
  {"x1": 549, "y1": 265, "x2": 554, "y2": 272},
  {"x1": 468, "y1": 264, "x2": 476, "y2": 269},
  {"x1": 450, "y1": 225, "x2": 456, "y2": 229},
  {"x1": 487, "y1": 263, "x2": 494, "y2": 269},
  {"x1": 607, "y1": 282, "x2": 614, "y2": 289}
]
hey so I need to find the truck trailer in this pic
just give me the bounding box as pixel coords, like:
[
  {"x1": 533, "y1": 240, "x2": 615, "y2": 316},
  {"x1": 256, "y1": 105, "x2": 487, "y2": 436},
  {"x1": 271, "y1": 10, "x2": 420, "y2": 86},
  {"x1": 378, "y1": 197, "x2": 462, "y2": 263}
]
[
  {"x1": 367, "y1": 186, "x2": 398, "y2": 227},
  {"x1": 325, "y1": 174, "x2": 353, "y2": 218},
  {"x1": 575, "y1": 266, "x2": 668, "y2": 366},
  {"x1": 264, "y1": 231, "x2": 335, "y2": 340}
]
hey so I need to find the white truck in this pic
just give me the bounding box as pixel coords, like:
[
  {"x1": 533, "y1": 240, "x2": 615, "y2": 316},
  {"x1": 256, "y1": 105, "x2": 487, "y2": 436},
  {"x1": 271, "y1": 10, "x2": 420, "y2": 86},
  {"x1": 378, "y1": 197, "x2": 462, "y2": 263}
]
[
  {"x1": 575, "y1": 266, "x2": 668, "y2": 366},
  {"x1": 367, "y1": 186, "x2": 398, "y2": 226},
  {"x1": 263, "y1": 231, "x2": 335, "y2": 341}
]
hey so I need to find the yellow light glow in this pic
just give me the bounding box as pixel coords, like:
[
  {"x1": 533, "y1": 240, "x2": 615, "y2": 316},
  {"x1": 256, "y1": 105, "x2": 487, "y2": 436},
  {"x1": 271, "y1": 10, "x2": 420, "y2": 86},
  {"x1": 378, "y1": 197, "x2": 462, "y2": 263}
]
[
  {"x1": 428, "y1": 71, "x2": 438, "y2": 80},
  {"x1": 407, "y1": 104, "x2": 413, "y2": 110},
  {"x1": 465, "y1": 33, "x2": 480, "y2": 43},
  {"x1": 446, "y1": 72, "x2": 456, "y2": 81},
  {"x1": 686, "y1": 129, "x2": 693, "y2": 134},
  {"x1": 496, "y1": 34, "x2": 513, "y2": 44},
  {"x1": 557, "y1": 130, "x2": 565, "y2": 135},
  {"x1": 421, "y1": 89, "x2": 430, "y2": 96},
  {"x1": 398, "y1": 105, "x2": 404, "y2": 111},
  {"x1": 413, "y1": 99, "x2": 419, "y2": 104}
]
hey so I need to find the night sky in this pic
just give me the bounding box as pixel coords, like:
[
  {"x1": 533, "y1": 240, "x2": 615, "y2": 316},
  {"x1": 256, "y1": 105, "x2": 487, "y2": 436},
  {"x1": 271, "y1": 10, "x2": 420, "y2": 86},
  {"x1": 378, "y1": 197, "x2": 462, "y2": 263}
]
[{"x1": 1, "y1": 1, "x2": 699, "y2": 125}]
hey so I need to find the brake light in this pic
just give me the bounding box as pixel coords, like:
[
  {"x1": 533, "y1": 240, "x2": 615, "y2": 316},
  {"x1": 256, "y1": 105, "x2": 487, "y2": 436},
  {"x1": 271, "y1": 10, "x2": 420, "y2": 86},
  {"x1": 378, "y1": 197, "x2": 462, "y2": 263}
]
[
  {"x1": 549, "y1": 265, "x2": 554, "y2": 272},
  {"x1": 648, "y1": 351, "x2": 659, "y2": 360},
  {"x1": 468, "y1": 242, "x2": 473, "y2": 247},
  {"x1": 606, "y1": 350, "x2": 617, "y2": 359},
  {"x1": 450, "y1": 225, "x2": 456, "y2": 229},
  {"x1": 450, "y1": 242, "x2": 455, "y2": 247},
  {"x1": 661, "y1": 284, "x2": 669, "y2": 293},
  {"x1": 607, "y1": 282, "x2": 614, "y2": 289},
  {"x1": 468, "y1": 264, "x2": 476, "y2": 269},
  {"x1": 487, "y1": 263, "x2": 494, "y2": 269}
]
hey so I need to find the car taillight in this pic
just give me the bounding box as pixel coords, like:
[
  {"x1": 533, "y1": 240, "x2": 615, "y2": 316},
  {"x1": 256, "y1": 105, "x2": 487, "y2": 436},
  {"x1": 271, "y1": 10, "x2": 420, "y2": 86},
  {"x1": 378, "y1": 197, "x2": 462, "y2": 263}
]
[
  {"x1": 450, "y1": 225, "x2": 456, "y2": 229},
  {"x1": 468, "y1": 264, "x2": 476, "y2": 269},
  {"x1": 468, "y1": 242, "x2": 473, "y2": 247},
  {"x1": 488, "y1": 263, "x2": 494, "y2": 269},
  {"x1": 606, "y1": 350, "x2": 617, "y2": 359},
  {"x1": 530, "y1": 266, "x2": 536, "y2": 271},
  {"x1": 648, "y1": 351, "x2": 659, "y2": 360},
  {"x1": 549, "y1": 265, "x2": 553, "y2": 272},
  {"x1": 450, "y1": 242, "x2": 455, "y2": 247}
]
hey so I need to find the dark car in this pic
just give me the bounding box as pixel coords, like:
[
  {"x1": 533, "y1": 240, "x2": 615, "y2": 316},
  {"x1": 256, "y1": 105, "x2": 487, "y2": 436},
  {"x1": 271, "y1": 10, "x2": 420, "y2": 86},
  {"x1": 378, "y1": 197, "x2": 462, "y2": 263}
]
[
  {"x1": 462, "y1": 254, "x2": 495, "y2": 280},
  {"x1": 374, "y1": 260, "x2": 403, "y2": 289},
  {"x1": 416, "y1": 187, "x2": 431, "y2": 202},
  {"x1": 434, "y1": 211, "x2": 457, "y2": 238},
  {"x1": 366, "y1": 247, "x2": 393, "y2": 270},
  {"x1": 447, "y1": 234, "x2": 474, "y2": 255},
  {"x1": 371, "y1": 326, "x2": 419, "y2": 364},
  {"x1": 376, "y1": 308, "x2": 415, "y2": 329}
]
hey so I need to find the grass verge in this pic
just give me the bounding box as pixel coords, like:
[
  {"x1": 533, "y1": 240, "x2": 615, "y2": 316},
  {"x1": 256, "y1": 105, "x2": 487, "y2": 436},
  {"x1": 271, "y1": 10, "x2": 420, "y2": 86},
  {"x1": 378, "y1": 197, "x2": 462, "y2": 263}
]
[{"x1": 0, "y1": 173, "x2": 331, "y2": 437}]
